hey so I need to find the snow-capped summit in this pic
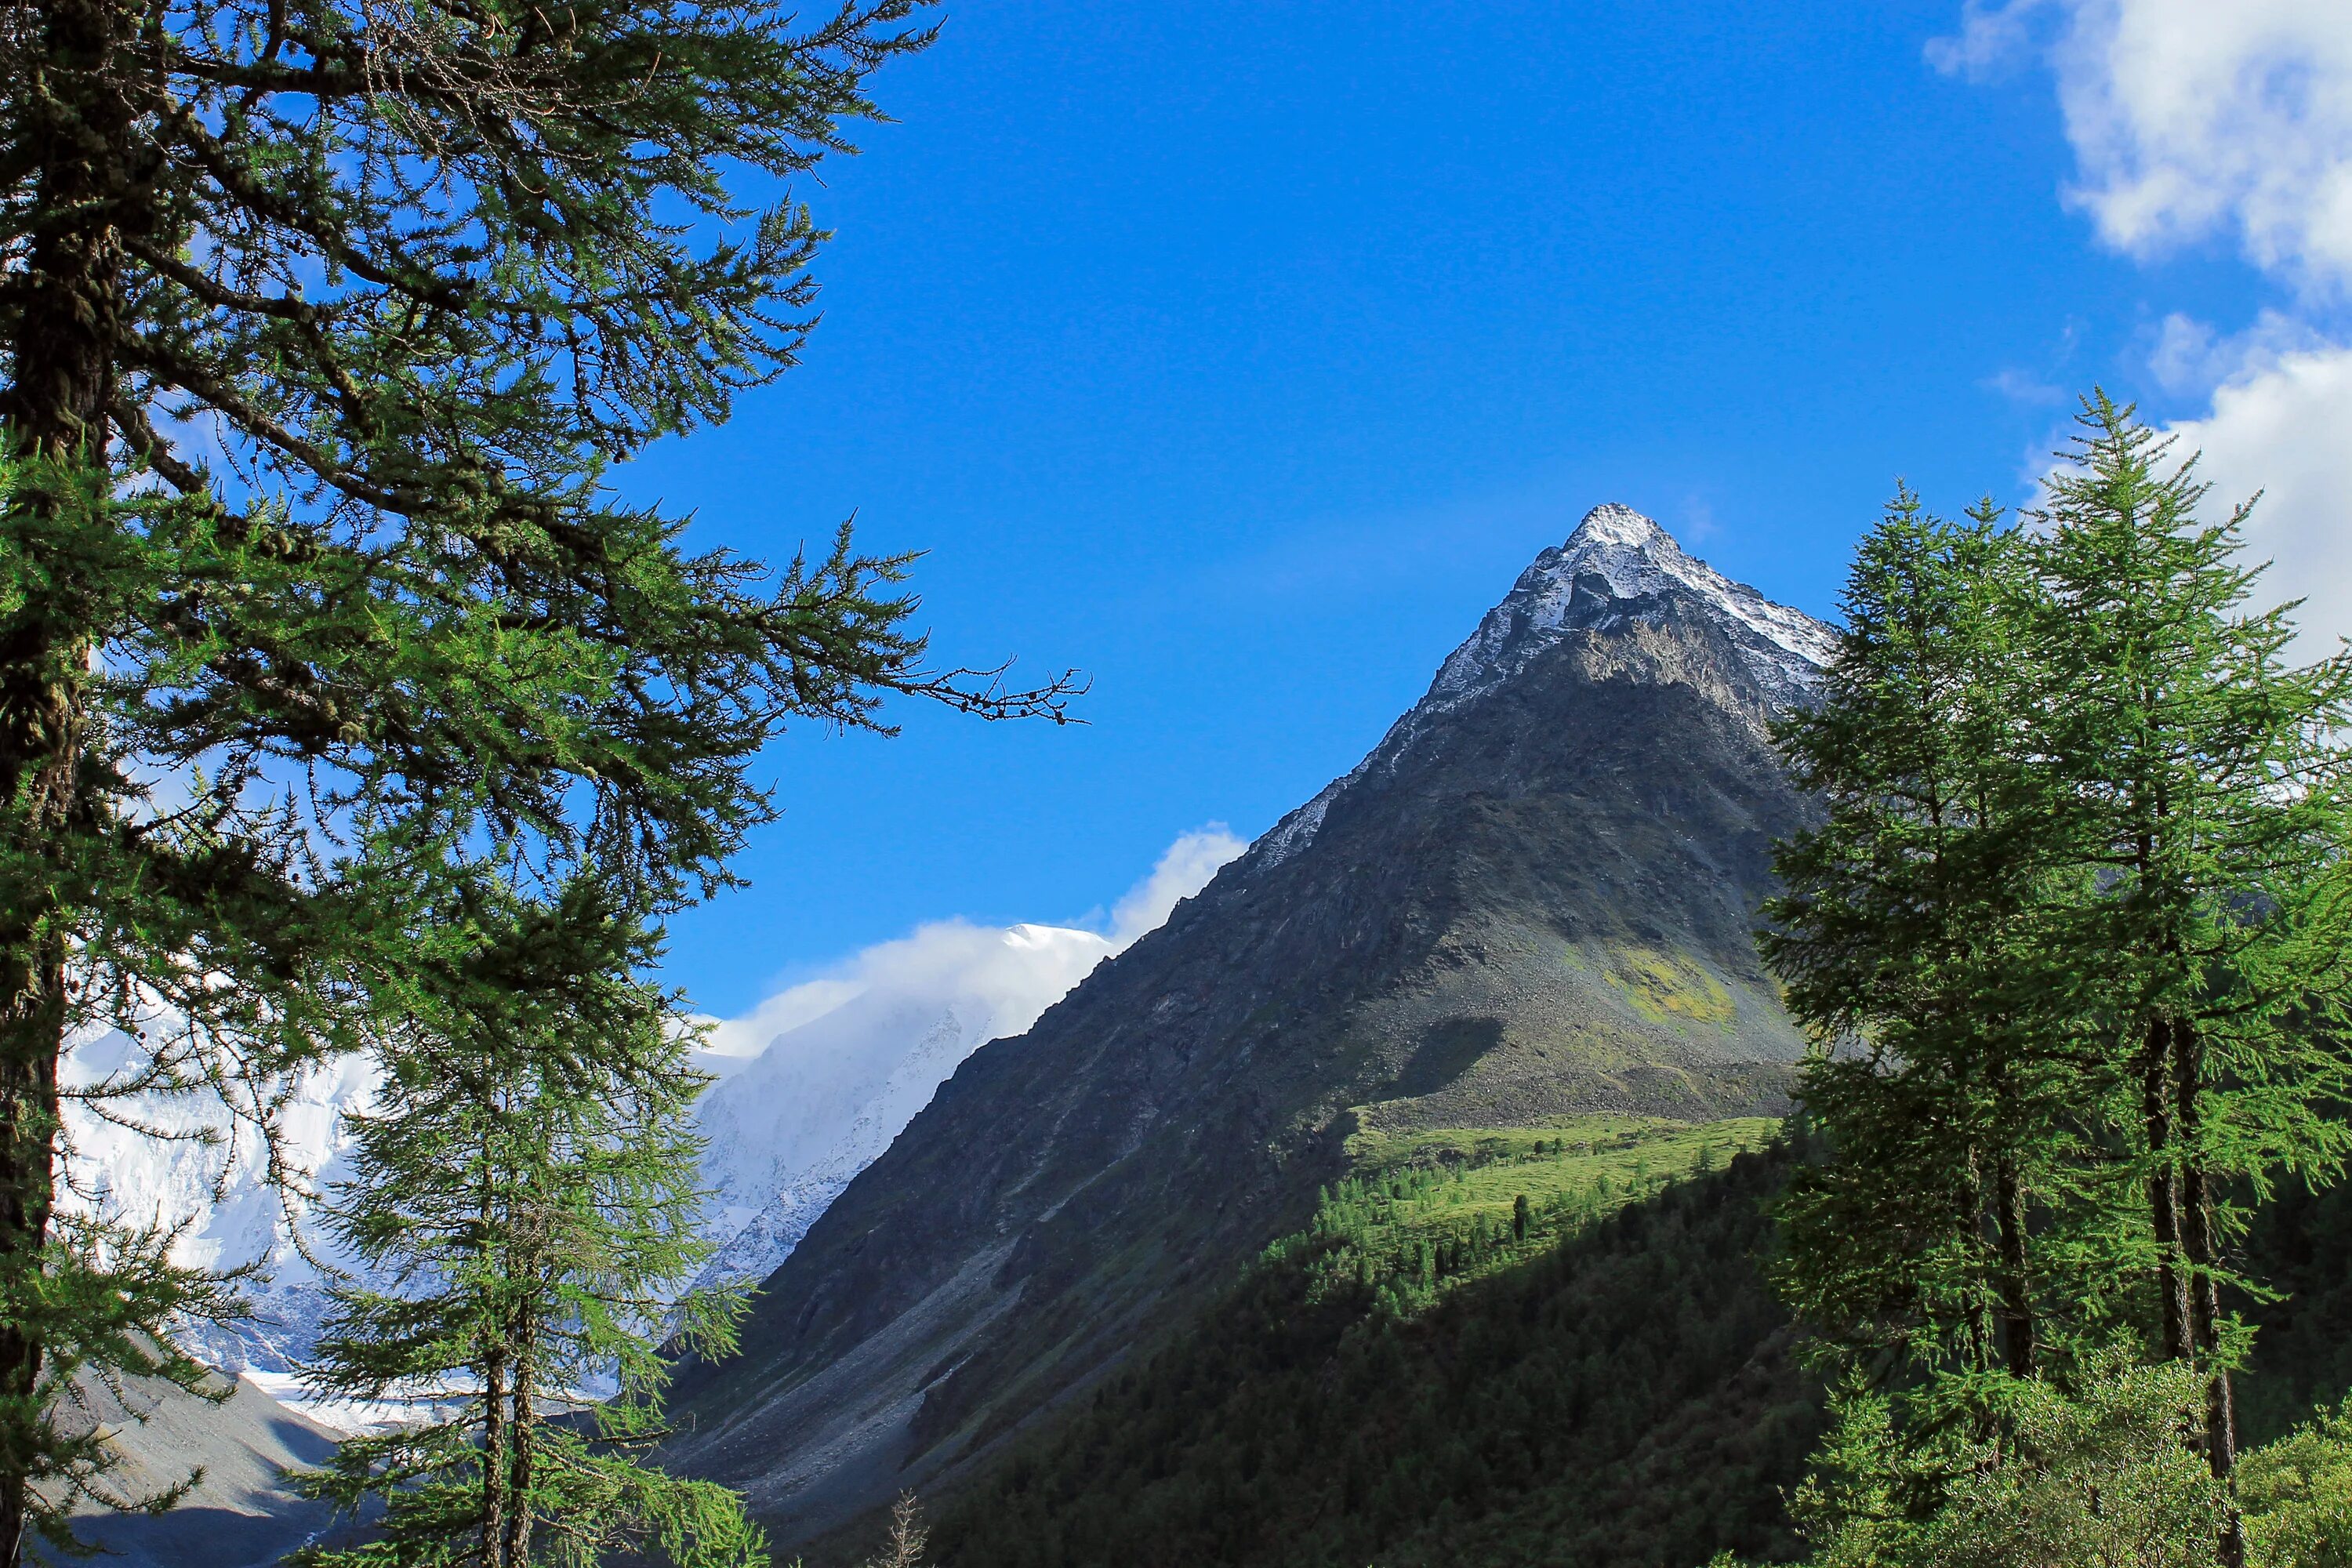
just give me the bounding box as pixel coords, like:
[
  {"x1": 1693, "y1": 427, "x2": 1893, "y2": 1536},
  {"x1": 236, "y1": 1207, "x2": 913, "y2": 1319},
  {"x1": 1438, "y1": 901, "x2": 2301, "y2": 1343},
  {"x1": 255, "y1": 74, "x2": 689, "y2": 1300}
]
[
  {"x1": 1256, "y1": 505, "x2": 1834, "y2": 868},
  {"x1": 54, "y1": 922, "x2": 1109, "y2": 1380},
  {"x1": 1428, "y1": 503, "x2": 1835, "y2": 713}
]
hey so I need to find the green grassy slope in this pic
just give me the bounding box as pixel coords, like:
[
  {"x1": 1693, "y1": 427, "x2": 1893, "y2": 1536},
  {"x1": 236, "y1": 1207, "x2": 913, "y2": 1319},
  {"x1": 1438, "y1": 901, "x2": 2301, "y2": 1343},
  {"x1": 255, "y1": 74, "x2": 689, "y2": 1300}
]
[
  {"x1": 927, "y1": 1123, "x2": 1818, "y2": 1568},
  {"x1": 1296, "y1": 1116, "x2": 1778, "y2": 1319}
]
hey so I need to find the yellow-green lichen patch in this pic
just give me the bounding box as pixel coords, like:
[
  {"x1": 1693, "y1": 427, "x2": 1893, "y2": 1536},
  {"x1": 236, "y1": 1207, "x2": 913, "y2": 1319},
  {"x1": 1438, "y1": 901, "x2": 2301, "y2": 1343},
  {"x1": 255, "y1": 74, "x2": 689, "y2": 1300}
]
[{"x1": 1604, "y1": 946, "x2": 1736, "y2": 1029}]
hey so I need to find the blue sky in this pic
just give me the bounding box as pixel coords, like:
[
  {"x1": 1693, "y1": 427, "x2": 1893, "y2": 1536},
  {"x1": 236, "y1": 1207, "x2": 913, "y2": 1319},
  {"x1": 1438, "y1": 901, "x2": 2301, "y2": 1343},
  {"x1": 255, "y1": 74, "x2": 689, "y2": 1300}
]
[{"x1": 632, "y1": 0, "x2": 2352, "y2": 1018}]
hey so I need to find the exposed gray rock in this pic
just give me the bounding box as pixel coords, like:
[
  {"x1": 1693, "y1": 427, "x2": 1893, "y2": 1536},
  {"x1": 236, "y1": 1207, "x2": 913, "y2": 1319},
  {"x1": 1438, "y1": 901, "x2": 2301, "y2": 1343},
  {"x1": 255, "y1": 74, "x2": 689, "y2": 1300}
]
[
  {"x1": 32, "y1": 1359, "x2": 345, "y2": 1568},
  {"x1": 659, "y1": 506, "x2": 1832, "y2": 1552}
]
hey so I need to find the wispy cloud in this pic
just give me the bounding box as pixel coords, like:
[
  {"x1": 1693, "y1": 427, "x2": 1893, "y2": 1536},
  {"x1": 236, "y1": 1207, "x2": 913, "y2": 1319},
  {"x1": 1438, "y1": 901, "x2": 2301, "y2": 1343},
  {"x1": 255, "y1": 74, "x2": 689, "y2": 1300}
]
[
  {"x1": 1983, "y1": 366, "x2": 2067, "y2": 406},
  {"x1": 1109, "y1": 826, "x2": 1247, "y2": 944},
  {"x1": 1933, "y1": 0, "x2": 2352, "y2": 296},
  {"x1": 701, "y1": 825, "x2": 1247, "y2": 1066}
]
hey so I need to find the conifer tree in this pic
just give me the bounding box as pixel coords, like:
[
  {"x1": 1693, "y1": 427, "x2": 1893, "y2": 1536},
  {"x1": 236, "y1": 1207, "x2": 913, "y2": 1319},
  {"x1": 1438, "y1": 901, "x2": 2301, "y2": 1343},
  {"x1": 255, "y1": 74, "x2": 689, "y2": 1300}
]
[
  {"x1": 1766, "y1": 397, "x2": 2352, "y2": 1568},
  {"x1": 294, "y1": 873, "x2": 764, "y2": 1568},
  {"x1": 1764, "y1": 489, "x2": 2078, "y2": 1385},
  {"x1": 0, "y1": 0, "x2": 1072, "y2": 1555},
  {"x1": 2021, "y1": 395, "x2": 2352, "y2": 1563}
]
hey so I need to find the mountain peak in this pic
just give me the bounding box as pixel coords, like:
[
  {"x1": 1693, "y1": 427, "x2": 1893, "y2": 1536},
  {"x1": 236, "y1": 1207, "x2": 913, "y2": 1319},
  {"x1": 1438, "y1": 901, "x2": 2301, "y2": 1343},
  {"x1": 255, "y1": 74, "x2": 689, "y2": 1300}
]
[
  {"x1": 1564, "y1": 501, "x2": 1667, "y2": 550},
  {"x1": 661, "y1": 509, "x2": 1826, "y2": 1550},
  {"x1": 1427, "y1": 504, "x2": 1834, "y2": 714},
  {"x1": 1253, "y1": 505, "x2": 1834, "y2": 869}
]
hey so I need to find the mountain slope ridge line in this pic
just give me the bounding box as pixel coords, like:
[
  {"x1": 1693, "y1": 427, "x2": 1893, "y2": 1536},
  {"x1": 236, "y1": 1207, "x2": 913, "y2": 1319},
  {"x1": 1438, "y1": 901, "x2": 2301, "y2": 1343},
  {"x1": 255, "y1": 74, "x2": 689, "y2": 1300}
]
[{"x1": 659, "y1": 504, "x2": 1833, "y2": 1554}]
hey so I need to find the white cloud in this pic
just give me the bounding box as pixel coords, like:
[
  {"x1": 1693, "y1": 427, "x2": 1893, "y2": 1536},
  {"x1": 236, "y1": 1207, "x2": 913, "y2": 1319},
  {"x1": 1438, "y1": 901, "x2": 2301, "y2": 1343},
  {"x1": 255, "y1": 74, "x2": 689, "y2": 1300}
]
[
  {"x1": 2163, "y1": 336, "x2": 2352, "y2": 652},
  {"x1": 1933, "y1": 0, "x2": 2352, "y2": 294},
  {"x1": 1108, "y1": 825, "x2": 1247, "y2": 944},
  {"x1": 701, "y1": 823, "x2": 1245, "y2": 1063},
  {"x1": 1931, "y1": 3, "x2": 2352, "y2": 651},
  {"x1": 685, "y1": 826, "x2": 1247, "y2": 1285},
  {"x1": 696, "y1": 977, "x2": 862, "y2": 1065}
]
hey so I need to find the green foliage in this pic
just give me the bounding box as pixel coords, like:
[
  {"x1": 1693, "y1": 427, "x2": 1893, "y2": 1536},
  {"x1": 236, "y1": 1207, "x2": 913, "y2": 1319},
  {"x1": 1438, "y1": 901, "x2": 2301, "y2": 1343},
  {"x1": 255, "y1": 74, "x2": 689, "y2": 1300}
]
[
  {"x1": 931, "y1": 1135, "x2": 1820, "y2": 1568},
  {"x1": 5, "y1": 1245, "x2": 244, "y2": 1554},
  {"x1": 289, "y1": 877, "x2": 764, "y2": 1568},
  {"x1": 1764, "y1": 1364, "x2": 2352, "y2": 1568},
  {"x1": 1294, "y1": 1115, "x2": 1777, "y2": 1316},
  {"x1": 1789, "y1": 1354, "x2": 2231, "y2": 1568},
  {"x1": 0, "y1": 0, "x2": 1074, "y2": 1548},
  {"x1": 925, "y1": 1136, "x2": 2352, "y2": 1568},
  {"x1": 1760, "y1": 395, "x2": 2352, "y2": 1568},
  {"x1": 2240, "y1": 1399, "x2": 2352, "y2": 1568}
]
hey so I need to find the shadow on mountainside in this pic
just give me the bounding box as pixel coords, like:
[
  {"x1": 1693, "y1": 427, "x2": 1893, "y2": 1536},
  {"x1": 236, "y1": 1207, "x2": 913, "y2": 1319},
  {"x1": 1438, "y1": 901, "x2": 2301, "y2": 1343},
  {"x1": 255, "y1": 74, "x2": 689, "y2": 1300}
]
[{"x1": 926, "y1": 1142, "x2": 1821, "y2": 1568}]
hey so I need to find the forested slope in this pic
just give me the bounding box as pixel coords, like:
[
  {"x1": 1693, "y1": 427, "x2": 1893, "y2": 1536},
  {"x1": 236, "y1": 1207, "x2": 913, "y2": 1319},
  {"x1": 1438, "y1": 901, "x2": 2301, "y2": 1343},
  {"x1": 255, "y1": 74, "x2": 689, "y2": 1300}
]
[
  {"x1": 931, "y1": 1127, "x2": 1820, "y2": 1568},
  {"x1": 922, "y1": 1125, "x2": 2352, "y2": 1568}
]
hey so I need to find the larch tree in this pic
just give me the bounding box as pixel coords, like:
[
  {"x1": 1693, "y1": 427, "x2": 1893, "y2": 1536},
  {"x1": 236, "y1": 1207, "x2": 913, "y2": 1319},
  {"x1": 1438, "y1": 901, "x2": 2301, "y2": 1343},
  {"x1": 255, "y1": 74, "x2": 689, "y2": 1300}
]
[
  {"x1": 0, "y1": 0, "x2": 1073, "y2": 1557},
  {"x1": 1764, "y1": 489, "x2": 2082, "y2": 1392},
  {"x1": 2023, "y1": 394, "x2": 2352, "y2": 1566},
  {"x1": 295, "y1": 875, "x2": 762, "y2": 1568}
]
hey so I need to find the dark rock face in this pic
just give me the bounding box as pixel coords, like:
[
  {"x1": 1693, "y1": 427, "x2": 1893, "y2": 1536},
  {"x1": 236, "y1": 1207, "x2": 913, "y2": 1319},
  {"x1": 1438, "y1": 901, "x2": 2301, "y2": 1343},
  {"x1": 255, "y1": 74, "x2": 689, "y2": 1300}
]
[{"x1": 659, "y1": 508, "x2": 1831, "y2": 1547}]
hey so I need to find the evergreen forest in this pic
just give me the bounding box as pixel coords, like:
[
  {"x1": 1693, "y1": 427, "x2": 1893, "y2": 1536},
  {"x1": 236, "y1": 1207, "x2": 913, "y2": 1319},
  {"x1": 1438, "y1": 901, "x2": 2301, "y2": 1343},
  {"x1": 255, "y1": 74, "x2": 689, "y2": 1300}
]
[{"x1": 2, "y1": 0, "x2": 2350, "y2": 1559}]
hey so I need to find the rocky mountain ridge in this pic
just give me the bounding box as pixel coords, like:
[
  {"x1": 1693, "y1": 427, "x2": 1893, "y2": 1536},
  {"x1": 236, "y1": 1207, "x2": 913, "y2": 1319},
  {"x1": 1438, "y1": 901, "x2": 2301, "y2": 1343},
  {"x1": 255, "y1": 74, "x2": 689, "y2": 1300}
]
[{"x1": 659, "y1": 505, "x2": 1834, "y2": 1553}]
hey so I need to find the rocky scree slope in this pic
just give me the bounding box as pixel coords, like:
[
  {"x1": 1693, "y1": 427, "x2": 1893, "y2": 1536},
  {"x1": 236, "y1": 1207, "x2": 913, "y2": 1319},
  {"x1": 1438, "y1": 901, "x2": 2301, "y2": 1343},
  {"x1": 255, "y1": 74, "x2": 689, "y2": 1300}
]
[{"x1": 658, "y1": 506, "x2": 1832, "y2": 1546}]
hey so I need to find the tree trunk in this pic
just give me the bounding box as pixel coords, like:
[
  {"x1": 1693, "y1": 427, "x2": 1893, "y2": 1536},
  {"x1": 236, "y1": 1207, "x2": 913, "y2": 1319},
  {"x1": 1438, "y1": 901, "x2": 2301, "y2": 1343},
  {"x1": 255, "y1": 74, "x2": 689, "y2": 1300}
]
[
  {"x1": 0, "y1": 624, "x2": 88, "y2": 1568},
  {"x1": 1993, "y1": 1150, "x2": 2035, "y2": 1377},
  {"x1": 2171, "y1": 1019, "x2": 2244, "y2": 1568},
  {"x1": 0, "y1": 944, "x2": 65, "y2": 1568},
  {"x1": 503, "y1": 1299, "x2": 535, "y2": 1568},
  {"x1": 0, "y1": 0, "x2": 134, "y2": 1555},
  {"x1": 481, "y1": 1332, "x2": 508, "y2": 1568},
  {"x1": 2141, "y1": 1016, "x2": 2190, "y2": 1362},
  {"x1": 477, "y1": 1130, "x2": 508, "y2": 1568},
  {"x1": 2, "y1": 0, "x2": 132, "y2": 460}
]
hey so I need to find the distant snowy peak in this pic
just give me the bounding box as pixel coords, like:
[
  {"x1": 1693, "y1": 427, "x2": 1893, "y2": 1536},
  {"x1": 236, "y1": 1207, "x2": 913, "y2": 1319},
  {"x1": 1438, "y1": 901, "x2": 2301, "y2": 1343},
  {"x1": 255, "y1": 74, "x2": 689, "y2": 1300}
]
[
  {"x1": 689, "y1": 921, "x2": 1117, "y2": 1291},
  {"x1": 1254, "y1": 505, "x2": 1835, "y2": 869}
]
